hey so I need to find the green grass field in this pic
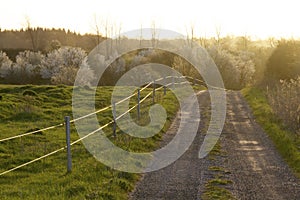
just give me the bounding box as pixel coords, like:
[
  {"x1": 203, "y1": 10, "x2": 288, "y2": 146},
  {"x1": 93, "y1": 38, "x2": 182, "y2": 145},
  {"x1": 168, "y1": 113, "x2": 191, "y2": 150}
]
[
  {"x1": 0, "y1": 84, "x2": 203, "y2": 199},
  {"x1": 241, "y1": 87, "x2": 300, "y2": 178}
]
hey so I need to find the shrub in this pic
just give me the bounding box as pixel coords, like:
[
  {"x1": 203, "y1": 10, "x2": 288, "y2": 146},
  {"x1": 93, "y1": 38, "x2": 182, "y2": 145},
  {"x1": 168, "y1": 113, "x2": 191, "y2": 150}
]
[
  {"x1": 266, "y1": 76, "x2": 300, "y2": 134},
  {"x1": 265, "y1": 40, "x2": 300, "y2": 82}
]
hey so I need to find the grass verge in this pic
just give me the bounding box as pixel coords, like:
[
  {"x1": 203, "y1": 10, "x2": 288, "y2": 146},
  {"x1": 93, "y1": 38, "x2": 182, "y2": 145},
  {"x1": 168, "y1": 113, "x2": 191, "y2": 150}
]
[{"x1": 241, "y1": 87, "x2": 300, "y2": 178}]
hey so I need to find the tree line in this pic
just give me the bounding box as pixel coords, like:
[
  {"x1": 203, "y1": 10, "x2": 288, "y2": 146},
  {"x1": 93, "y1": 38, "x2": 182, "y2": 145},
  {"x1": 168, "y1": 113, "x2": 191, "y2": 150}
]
[
  {"x1": 0, "y1": 36, "x2": 258, "y2": 87},
  {"x1": 0, "y1": 28, "x2": 104, "y2": 57},
  {"x1": 1, "y1": 28, "x2": 300, "y2": 89}
]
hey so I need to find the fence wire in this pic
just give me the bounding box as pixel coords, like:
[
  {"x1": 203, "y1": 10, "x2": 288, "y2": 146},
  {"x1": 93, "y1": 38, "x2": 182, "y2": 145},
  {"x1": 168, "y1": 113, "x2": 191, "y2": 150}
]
[{"x1": 0, "y1": 76, "x2": 211, "y2": 176}]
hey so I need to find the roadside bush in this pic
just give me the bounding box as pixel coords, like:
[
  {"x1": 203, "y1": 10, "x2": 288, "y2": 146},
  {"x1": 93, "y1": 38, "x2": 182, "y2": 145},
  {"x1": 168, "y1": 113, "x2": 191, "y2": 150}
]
[
  {"x1": 265, "y1": 40, "x2": 300, "y2": 82},
  {"x1": 266, "y1": 76, "x2": 300, "y2": 134},
  {"x1": 207, "y1": 46, "x2": 255, "y2": 89}
]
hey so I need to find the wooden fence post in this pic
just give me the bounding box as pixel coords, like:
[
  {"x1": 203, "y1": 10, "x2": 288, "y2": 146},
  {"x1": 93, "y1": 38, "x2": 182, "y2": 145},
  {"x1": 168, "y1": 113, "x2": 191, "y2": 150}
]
[{"x1": 65, "y1": 116, "x2": 72, "y2": 173}]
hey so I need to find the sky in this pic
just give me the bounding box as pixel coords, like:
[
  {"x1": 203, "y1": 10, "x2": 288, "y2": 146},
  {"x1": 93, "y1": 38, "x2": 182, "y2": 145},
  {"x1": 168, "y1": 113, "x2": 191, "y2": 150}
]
[{"x1": 1, "y1": 0, "x2": 300, "y2": 39}]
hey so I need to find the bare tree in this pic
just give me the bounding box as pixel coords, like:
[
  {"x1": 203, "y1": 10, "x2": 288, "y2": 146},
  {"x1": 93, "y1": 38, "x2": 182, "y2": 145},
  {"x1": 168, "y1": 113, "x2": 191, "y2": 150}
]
[
  {"x1": 140, "y1": 24, "x2": 143, "y2": 48},
  {"x1": 91, "y1": 16, "x2": 123, "y2": 57},
  {"x1": 242, "y1": 32, "x2": 249, "y2": 50},
  {"x1": 151, "y1": 21, "x2": 157, "y2": 48},
  {"x1": 115, "y1": 22, "x2": 122, "y2": 49},
  {"x1": 110, "y1": 23, "x2": 114, "y2": 55},
  {"x1": 93, "y1": 14, "x2": 102, "y2": 46},
  {"x1": 25, "y1": 16, "x2": 37, "y2": 51},
  {"x1": 197, "y1": 30, "x2": 208, "y2": 48},
  {"x1": 190, "y1": 24, "x2": 194, "y2": 48},
  {"x1": 215, "y1": 25, "x2": 222, "y2": 47},
  {"x1": 198, "y1": 37, "x2": 208, "y2": 48},
  {"x1": 185, "y1": 23, "x2": 195, "y2": 48}
]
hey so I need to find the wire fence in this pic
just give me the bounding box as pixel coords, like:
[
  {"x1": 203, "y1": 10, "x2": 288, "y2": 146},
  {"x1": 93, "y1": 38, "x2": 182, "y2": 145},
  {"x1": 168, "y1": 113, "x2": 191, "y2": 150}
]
[
  {"x1": 0, "y1": 123, "x2": 65, "y2": 143},
  {"x1": 0, "y1": 75, "x2": 208, "y2": 176}
]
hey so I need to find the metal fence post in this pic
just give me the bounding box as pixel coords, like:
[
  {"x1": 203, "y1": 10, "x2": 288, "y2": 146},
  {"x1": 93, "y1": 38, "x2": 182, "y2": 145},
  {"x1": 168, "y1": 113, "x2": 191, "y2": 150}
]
[
  {"x1": 163, "y1": 77, "x2": 166, "y2": 95},
  {"x1": 112, "y1": 102, "x2": 116, "y2": 137},
  {"x1": 137, "y1": 89, "x2": 140, "y2": 120},
  {"x1": 172, "y1": 76, "x2": 175, "y2": 89},
  {"x1": 152, "y1": 80, "x2": 155, "y2": 103},
  {"x1": 65, "y1": 116, "x2": 72, "y2": 173}
]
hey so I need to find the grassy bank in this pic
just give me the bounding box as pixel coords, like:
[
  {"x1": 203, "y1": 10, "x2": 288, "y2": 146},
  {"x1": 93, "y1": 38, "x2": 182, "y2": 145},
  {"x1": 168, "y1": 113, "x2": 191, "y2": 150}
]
[
  {"x1": 0, "y1": 84, "x2": 198, "y2": 199},
  {"x1": 241, "y1": 87, "x2": 300, "y2": 177}
]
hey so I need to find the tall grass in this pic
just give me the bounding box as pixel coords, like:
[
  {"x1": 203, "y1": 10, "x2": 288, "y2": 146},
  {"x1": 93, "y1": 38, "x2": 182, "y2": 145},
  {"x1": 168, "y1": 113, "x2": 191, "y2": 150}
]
[
  {"x1": 266, "y1": 77, "x2": 300, "y2": 135},
  {"x1": 242, "y1": 87, "x2": 300, "y2": 177}
]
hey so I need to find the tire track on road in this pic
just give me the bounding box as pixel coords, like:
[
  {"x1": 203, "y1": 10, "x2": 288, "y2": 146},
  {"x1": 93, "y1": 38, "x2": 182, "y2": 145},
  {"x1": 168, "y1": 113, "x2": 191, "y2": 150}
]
[{"x1": 130, "y1": 90, "x2": 300, "y2": 199}]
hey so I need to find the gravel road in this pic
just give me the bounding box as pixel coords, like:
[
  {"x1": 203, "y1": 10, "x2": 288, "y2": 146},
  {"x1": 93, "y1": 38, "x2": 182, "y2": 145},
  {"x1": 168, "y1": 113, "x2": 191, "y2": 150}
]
[{"x1": 130, "y1": 91, "x2": 300, "y2": 200}]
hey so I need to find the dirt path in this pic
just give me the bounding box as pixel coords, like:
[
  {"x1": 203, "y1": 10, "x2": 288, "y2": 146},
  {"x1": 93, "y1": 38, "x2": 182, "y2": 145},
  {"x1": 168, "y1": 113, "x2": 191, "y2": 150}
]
[
  {"x1": 130, "y1": 91, "x2": 300, "y2": 200},
  {"x1": 223, "y1": 91, "x2": 299, "y2": 199}
]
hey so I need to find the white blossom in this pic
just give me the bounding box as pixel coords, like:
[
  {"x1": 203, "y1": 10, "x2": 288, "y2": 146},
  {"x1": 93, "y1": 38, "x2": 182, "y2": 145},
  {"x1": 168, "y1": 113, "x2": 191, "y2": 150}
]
[
  {"x1": 41, "y1": 47, "x2": 87, "y2": 85},
  {"x1": 0, "y1": 51, "x2": 13, "y2": 78},
  {"x1": 13, "y1": 50, "x2": 44, "y2": 78}
]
